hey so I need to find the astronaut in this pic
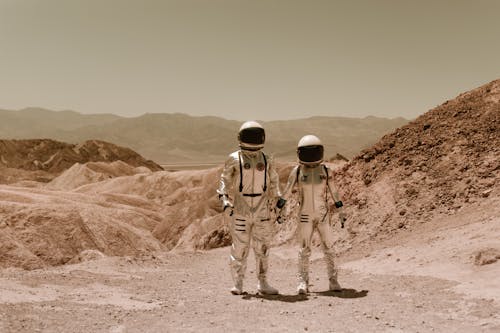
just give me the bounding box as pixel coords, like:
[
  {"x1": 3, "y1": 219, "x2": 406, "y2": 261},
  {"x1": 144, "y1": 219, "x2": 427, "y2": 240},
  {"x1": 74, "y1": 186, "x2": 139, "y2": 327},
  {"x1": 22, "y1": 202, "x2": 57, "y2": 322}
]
[
  {"x1": 283, "y1": 135, "x2": 347, "y2": 294},
  {"x1": 217, "y1": 121, "x2": 285, "y2": 295}
]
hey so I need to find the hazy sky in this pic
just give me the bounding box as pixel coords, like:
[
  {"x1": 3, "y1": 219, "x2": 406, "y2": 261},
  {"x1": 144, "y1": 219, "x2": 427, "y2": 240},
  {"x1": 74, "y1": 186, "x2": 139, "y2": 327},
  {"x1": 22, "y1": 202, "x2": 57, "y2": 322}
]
[{"x1": 1, "y1": 0, "x2": 499, "y2": 120}]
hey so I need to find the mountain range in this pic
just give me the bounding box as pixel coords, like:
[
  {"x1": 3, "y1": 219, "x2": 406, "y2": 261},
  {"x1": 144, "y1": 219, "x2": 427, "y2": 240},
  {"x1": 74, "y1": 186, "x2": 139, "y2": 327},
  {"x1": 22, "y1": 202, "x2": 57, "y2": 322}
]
[{"x1": 0, "y1": 108, "x2": 408, "y2": 163}]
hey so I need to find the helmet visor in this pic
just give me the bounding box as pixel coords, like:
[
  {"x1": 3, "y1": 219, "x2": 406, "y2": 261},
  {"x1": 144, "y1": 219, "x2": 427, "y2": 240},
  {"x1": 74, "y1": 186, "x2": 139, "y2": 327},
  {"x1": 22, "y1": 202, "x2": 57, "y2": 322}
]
[
  {"x1": 239, "y1": 127, "x2": 265, "y2": 145},
  {"x1": 298, "y1": 145, "x2": 324, "y2": 163}
]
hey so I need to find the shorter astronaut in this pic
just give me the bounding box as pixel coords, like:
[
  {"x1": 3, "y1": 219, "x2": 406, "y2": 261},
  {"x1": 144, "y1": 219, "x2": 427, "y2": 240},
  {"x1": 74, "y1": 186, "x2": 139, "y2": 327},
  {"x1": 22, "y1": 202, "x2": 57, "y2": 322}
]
[{"x1": 283, "y1": 135, "x2": 347, "y2": 294}]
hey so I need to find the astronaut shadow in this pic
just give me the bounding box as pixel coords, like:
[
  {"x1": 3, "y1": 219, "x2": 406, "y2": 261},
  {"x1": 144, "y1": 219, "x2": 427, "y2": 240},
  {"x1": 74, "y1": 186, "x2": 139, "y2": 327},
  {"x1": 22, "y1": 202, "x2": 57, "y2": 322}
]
[
  {"x1": 313, "y1": 288, "x2": 369, "y2": 299},
  {"x1": 241, "y1": 293, "x2": 309, "y2": 303}
]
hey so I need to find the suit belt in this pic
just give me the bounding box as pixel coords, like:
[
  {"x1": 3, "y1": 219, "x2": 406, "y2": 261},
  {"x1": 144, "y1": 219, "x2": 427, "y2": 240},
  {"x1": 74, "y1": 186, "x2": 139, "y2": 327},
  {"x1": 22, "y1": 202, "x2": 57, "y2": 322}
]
[{"x1": 242, "y1": 193, "x2": 262, "y2": 197}]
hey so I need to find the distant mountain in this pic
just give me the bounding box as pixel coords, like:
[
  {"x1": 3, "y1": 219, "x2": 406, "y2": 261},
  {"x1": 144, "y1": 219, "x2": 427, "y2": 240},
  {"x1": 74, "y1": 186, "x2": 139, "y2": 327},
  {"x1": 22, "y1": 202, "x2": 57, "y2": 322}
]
[
  {"x1": 0, "y1": 108, "x2": 408, "y2": 163},
  {"x1": 264, "y1": 116, "x2": 408, "y2": 160},
  {"x1": 0, "y1": 107, "x2": 120, "y2": 135}
]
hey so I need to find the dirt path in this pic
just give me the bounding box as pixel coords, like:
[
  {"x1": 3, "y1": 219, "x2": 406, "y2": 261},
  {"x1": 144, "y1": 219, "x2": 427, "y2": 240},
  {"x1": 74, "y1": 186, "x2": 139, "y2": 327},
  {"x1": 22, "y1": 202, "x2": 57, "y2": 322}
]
[{"x1": 1, "y1": 245, "x2": 499, "y2": 333}]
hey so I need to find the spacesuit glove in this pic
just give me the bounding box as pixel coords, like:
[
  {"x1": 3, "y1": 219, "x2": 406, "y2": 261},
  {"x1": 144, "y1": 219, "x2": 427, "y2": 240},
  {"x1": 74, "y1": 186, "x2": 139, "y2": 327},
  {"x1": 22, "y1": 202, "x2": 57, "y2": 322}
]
[
  {"x1": 339, "y1": 212, "x2": 347, "y2": 228},
  {"x1": 221, "y1": 196, "x2": 233, "y2": 212},
  {"x1": 276, "y1": 197, "x2": 286, "y2": 209}
]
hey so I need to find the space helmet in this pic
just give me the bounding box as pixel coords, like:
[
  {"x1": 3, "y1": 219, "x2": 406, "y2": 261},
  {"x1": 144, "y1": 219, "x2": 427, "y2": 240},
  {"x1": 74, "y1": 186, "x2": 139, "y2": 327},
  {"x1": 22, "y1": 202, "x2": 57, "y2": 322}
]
[
  {"x1": 297, "y1": 135, "x2": 324, "y2": 165},
  {"x1": 238, "y1": 121, "x2": 265, "y2": 151}
]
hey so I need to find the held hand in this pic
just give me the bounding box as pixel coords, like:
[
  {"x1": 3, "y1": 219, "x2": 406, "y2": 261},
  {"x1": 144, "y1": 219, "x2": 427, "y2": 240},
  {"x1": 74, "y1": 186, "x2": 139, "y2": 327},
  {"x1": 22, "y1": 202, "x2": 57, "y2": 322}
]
[{"x1": 276, "y1": 197, "x2": 287, "y2": 209}]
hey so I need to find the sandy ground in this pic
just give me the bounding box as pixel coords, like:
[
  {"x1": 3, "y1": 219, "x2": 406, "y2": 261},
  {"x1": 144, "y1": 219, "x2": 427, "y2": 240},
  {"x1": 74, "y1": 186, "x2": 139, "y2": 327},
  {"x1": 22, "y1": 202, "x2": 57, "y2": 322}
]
[{"x1": 1, "y1": 201, "x2": 499, "y2": 333}]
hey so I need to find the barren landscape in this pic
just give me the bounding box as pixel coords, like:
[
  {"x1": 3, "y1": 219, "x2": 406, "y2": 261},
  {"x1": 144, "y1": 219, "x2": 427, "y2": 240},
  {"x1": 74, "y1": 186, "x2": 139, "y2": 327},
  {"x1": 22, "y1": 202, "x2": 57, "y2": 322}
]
[
  {"x1": 1, "y1": 194, "x2": 499, "y2": 333},
  {"x1": 0, "y1": 80, "x2": 499, "y2": 332}
]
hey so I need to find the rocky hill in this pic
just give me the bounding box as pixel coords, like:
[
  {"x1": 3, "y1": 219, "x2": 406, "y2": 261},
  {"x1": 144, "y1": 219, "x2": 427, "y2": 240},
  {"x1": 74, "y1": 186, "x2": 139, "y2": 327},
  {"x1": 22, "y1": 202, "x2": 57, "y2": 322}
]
[
  {"x1": 0, "y1": 185, "x2": 165, "y2": 269},
  {"x1": 46, "y1": 161, "x2": 154, "y2": 191},
  {"x1": 0, "y1": 139, "x2": 163, "y2": 184},
  {"x1": 0, "y1": 108, "x2": 407, "y2": 163},
  {"x1": 330, "y1": 79, "x2": 499, "y2": 251}
]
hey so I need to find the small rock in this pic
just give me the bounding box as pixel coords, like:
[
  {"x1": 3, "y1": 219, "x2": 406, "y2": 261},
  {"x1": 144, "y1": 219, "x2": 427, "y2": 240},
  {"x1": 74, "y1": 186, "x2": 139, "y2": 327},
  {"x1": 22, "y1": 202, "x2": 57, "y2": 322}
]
[
  {"x1": 473, "y1": 248, "x2": 500, "y2": 266},
  {"x1": 481, "y1": 189, "x2": 493, "y2": 198}
]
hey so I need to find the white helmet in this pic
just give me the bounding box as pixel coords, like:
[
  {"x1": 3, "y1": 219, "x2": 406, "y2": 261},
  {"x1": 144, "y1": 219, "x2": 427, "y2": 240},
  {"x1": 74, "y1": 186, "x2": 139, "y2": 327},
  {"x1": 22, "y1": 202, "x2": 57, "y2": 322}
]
[
  {"x1": 297, "y1": 135, "x2": 324, "y2": 165},
  {"x1": 238, "y1": 121, "x2": 265, "y2": 150}
]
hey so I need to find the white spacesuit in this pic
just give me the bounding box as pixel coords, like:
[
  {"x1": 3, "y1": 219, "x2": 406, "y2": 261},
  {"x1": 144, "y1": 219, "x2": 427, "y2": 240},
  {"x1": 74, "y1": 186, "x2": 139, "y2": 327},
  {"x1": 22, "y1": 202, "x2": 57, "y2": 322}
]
[
  {"x1": 217, "y1": 121, "x2": 284, "y2": 295},
  {"x1": 283, "y1": 135, "x2": 346, "y2": 294}
]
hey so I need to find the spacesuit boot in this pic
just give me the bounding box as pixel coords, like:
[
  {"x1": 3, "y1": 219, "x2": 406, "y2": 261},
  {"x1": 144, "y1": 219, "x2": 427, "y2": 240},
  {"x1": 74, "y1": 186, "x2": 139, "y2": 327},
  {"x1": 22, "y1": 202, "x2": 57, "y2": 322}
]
[
  {"x1": 230, "y1": 280, "x2": 244, "y2": 295},
  {"x1": 297, "y1": 265, "x2": 309, "y2": 294},
  {"x1": 297, "y1": 248, "x2": 310, "y2": 294},
  {"x1": 229, "y1": 255, "x2": 247, "y2": 295},
  {"x1": 324, "y1": 245, "x2": 341, "y2": 291},
  {"x1": 329, "y1": 278, "x2": 342, "y2": 292},
  {"x1": 257, "y1": 279, "x2": 279, "y2": 295},
  {"x1": 297, "y1": 279, "x2": 308, "y2": 295},
  {"x1": 326, "y1": 254, "x2": 341, "y2": 291},
  {"x1": 229, "y1": 251, "x2": 247, "y2": 295}
]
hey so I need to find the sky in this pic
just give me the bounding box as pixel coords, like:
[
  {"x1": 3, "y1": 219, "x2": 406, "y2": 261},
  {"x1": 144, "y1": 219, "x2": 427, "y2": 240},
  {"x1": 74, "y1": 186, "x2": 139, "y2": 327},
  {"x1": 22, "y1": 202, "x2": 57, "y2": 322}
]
[{"x1": 0, "y1": 0, "x2": 499, "y2": 120}]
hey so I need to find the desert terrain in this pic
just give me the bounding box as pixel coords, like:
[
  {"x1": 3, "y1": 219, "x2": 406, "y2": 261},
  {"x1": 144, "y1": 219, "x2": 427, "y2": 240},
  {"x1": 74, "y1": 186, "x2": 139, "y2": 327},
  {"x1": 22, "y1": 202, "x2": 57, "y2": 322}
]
[
  {"x1": 0, "y1": 79, "x2": 499, "y2": 332},
  {"x1": 0, "y1": 195, "x2": 499, "y2": 333}
]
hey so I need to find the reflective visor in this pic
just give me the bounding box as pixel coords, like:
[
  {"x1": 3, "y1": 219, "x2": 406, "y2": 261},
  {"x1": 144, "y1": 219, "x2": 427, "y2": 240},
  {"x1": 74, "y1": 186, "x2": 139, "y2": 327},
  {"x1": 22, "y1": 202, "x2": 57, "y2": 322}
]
[
  {"x1": 297, "y1": 145, "x2": 324, "y2": 163},
  {"x1": 239, "y1": 127, "x2": 265, "y2": 145}
]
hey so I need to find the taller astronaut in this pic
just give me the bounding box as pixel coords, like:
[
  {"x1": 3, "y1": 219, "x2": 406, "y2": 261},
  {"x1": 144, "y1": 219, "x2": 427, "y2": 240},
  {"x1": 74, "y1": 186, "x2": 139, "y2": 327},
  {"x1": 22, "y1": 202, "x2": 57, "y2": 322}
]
[{"x1": 217, "y1": 121, "x2": 285, "y2": 295}]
